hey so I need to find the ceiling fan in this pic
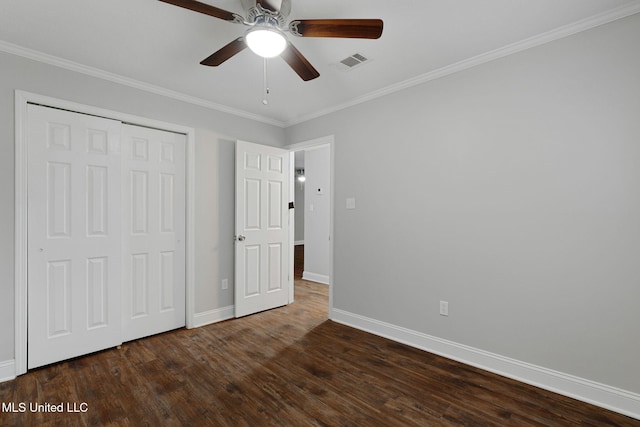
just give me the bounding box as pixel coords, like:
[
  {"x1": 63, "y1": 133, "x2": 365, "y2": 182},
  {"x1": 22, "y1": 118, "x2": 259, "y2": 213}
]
[{"x1": 159, "y1": 0, "x2": 383, "y2": 81}]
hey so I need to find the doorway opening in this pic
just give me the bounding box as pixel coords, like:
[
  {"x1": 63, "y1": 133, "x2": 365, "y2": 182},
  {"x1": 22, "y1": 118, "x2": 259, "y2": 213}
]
[{"x1": 288, "y1": 136, "x2": 334, "y2": 313}]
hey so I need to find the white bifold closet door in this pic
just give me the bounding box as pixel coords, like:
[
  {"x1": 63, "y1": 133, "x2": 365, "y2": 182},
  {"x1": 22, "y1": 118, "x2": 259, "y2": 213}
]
[
  {"x1": 27, "y1": 104, "x2": 123, "y2": 369},
  {"x1": 121, "y1": 124, "x2": 186, "y2": 342},
  {"x1": 27, "y1": 104, "x2": 186, "y2": 369}
]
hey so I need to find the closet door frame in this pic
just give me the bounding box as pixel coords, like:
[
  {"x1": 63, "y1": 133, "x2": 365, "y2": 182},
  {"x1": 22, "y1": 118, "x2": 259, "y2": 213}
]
[{"x1": 14, "y1": 90, "x2": 196, "y2": 376}]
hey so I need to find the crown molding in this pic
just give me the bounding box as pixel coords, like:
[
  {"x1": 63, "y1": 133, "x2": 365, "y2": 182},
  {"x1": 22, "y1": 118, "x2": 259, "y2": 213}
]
[
  {"x1": 0, "y1": 40, "x2": 286, "y2": 128},
  {"x1": 284, "y1": 2, "x2": 640, "y2": 127}
]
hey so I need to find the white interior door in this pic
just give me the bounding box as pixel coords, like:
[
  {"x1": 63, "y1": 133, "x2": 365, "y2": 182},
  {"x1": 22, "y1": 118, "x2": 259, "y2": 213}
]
[
  {"x1": 27, "y1": 104, "x2": 123, "y2": 369},
  {"x1": 121, "y1": 125, "x2": 186, "y2": 341},
  {"x1": 235, "y1": 140, "x2": 290, "y2": 317}
]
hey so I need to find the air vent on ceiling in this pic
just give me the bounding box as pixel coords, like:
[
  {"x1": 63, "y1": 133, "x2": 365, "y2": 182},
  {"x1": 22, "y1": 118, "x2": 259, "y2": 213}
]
[{"x1": 335, "y1": 53, "x2": 371, "y2": 71}]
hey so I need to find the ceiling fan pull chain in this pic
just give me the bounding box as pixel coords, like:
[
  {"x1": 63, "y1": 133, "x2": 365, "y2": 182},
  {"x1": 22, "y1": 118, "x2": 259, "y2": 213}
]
[
  {"x1": 262, "y1": 57, "x2": 271, "y2": 105},
  {"x1": 263, "y1": 57, "x2": 271, "y2": 105}
]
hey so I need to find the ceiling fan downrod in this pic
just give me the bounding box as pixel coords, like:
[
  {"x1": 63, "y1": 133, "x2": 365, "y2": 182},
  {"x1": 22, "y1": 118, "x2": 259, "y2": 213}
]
[{"x1": 246, "y1": 4, "x2": 286, "y2": 29}]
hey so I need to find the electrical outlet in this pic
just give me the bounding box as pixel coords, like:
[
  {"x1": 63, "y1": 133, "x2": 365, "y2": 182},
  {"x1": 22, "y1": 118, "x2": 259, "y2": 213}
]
[
  {"x1": 221, "y1": 279, "x2": 228, "y2": 290},
  {"x1": 439, "y1": 301, "x2": 449, "y2": 316}
]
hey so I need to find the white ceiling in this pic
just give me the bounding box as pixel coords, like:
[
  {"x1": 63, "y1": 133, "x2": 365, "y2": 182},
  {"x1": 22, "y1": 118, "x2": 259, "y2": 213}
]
[{"x1": 1, "y1": 0, "x2": 639, "y2": 127}]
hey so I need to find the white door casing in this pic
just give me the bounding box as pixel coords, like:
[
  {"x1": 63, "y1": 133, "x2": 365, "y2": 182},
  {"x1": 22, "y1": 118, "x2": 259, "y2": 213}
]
[
  {"x1": 288, "y1": 150, "x2": 295, "y2": 304},
  {"x1": 122, "y1": 125, "x2": 186, "y2": 341},
  {"x1": 27, "y1": 104, "x2": 123, "y2": 369},
  {"x1": 235, "y1": 140, "x2": 290, "y2": 317}
]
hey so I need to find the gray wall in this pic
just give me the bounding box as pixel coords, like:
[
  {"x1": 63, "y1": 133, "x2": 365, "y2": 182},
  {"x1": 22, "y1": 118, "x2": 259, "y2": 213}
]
[
  {"x1": 286, "y1": 14, "x2": 640, "y2": 394},
  {"x1": 0, "y1": 51, "x2": 285, "y2": 363},
  {"x1": 303, "y1": 145, "x2": 331, "y2": 281}
]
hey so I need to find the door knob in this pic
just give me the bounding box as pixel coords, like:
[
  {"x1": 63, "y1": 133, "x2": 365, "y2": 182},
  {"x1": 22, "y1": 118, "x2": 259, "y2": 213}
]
[{"x1": 237, "y1": 235, "x2": 246, "y2": 242}]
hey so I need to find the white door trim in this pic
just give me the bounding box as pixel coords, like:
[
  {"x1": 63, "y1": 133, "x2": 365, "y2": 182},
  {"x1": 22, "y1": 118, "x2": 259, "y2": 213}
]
[
  {"x1": 286, "y1": 135, "x2": 335, "y2": 318},
  {"x1": 14, "y1": 90, "x2": 197, "y2": 376}
]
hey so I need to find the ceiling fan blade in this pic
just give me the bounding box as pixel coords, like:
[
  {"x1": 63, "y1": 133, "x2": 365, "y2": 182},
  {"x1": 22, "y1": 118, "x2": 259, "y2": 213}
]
[
  {"x1": 159, "y1": 0, "x2": 242, "y2": 23},
  {"x1": 289, "y1": 19, "x2": 383, "y2": 39},
  {"x1": 280, "y1": 42, "x2": 320, "y2": 81},
  {"x1": 200, "y1": 37, "x2": 247, "y2": 66}
]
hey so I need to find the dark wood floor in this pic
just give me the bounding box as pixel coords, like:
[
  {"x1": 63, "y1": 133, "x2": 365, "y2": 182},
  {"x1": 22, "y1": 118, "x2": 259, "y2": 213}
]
[
  {"x1": 295, "y1": 244, "x2": 304, "y2": 280},
  {"x1": 1, "y1": 273, "x2": 638, "y2": 425}
]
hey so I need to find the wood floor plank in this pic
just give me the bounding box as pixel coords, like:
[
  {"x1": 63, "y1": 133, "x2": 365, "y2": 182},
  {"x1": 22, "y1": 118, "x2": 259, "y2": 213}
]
[{"x1": 1, "y1": 279, "x2": 638, "y2": 426}]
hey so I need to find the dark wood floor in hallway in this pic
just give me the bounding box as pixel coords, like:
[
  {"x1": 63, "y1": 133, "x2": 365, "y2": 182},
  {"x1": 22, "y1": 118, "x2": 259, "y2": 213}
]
[{"x1": 1, "y1": 279, "x2": 637, "y2": 426}]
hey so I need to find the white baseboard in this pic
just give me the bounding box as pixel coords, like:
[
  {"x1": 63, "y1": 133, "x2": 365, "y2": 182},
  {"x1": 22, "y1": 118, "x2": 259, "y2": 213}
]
[
  {"x1": 191, "y1": 306, "x2": 234, "y2": 328},
  {"x1": 0, "y1": 359, "x2": 16, "y2": 383},
  {"x1": 302, "y1": 271, "x2": 330, "y2": 285},
  {"x1": 331, "y1": 309, "x2": 640, "y2": 420},
  {"x1": 294, "y1": 240, "x2": 304, "y2": 246}
]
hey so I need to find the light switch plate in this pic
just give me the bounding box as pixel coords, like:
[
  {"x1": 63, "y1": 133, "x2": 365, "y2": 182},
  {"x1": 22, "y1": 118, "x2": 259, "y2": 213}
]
[
  {"x1": 346, "y1": 198, "x2": 356, "y2": 210},
  {"x1": 440, "y1": 301, "x2": 449, "y2": 316}
]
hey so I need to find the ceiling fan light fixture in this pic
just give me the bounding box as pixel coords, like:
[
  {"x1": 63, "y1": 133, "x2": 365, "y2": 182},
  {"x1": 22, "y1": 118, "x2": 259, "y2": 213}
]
[{"x1": 245, "y1": 27, "x2": 286, "y2": 58}]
